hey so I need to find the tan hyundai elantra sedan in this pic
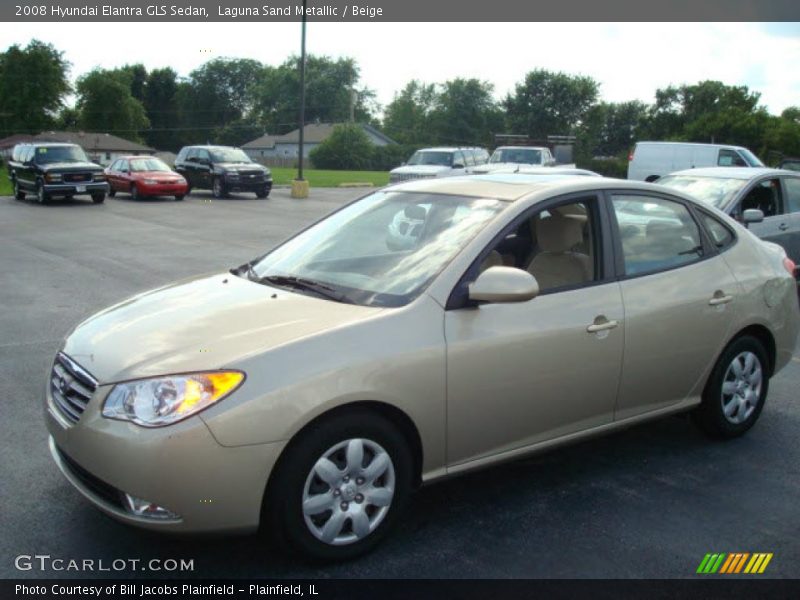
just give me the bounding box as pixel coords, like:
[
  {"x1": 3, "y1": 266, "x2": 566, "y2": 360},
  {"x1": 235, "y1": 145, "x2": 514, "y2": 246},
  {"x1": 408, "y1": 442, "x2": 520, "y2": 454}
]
[{"x1": 45, "y1": 175, "x2": 799, "y2": 560}]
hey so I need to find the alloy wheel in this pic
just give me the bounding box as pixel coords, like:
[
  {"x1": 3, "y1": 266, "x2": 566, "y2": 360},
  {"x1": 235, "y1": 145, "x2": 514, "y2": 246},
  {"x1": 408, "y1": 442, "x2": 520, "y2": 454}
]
[
  {"x1": 721, "y1": 351, "x2": 762, "y2": 425},
  {"x1": 301, "y1": 438, "x2": 395, "y2": 546}
]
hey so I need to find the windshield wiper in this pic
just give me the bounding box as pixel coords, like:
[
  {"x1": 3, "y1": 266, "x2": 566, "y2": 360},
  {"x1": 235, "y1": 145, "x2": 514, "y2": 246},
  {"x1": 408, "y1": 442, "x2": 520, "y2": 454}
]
[{"x1": 261, "y1": 275, "x2": 351, "y2": 303}]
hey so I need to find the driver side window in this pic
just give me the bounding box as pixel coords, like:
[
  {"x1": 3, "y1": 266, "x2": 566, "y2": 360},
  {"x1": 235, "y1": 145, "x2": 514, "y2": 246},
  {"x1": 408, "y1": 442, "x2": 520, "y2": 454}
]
[{"x1": 738, "y1": 179, "x2": 782, "y2": 218}]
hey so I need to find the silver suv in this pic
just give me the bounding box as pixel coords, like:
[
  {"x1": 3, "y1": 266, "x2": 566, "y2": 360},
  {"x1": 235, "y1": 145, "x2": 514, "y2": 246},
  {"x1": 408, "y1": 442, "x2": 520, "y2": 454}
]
[{"x1": 389, "y1": 147, "x2": 489, "y2": 183}]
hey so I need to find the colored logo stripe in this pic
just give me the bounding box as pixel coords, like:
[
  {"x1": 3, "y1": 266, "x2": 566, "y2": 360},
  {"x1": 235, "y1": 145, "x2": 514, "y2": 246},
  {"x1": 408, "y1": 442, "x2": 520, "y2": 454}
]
[{"x1": 697, "y1": 552, "x2": 773, "y2": 574}]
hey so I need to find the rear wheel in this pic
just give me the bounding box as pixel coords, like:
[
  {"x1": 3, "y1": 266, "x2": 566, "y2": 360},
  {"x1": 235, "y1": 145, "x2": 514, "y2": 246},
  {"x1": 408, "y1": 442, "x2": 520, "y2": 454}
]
[
  {"x1": 693, "y1": 335, "x2": 769, "y2": 438},
  {"x1": 131, "y1": 184, "x2": 140, "y2": 201},
  {"x1": 266, "y1": 411, "x2": 412, "y2": 561},
  {"x1": 13, "y1": 180, "x2": 25, "y2": 201},
  {"x1": 108, "y1": 186, "x2": 116, "y2": 197},
  {"x1": 174, "y1": 195, "x2": 185, "y2": 201}
]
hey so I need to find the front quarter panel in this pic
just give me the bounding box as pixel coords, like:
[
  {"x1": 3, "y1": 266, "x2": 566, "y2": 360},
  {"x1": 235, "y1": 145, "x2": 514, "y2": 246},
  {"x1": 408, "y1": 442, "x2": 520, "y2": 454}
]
[{"x1": 200, "y1": 294, "x2": 447, "y2": 480}]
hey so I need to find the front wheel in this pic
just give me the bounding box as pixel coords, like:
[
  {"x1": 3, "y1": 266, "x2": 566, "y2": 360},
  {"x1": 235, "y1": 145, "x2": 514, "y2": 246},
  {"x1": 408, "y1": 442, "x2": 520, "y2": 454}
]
[
  {"x1": 130, "y1": 183, "x2": 140, "y2": 201},
  {"x1": 108, "y1": 186, "x2": 116, "y2": 197},
  {"x1": 212, "y1": 177, "x2": 227, "y2": 199},
  {"x1": 693, "y1": 336, "x2": 769, "y2": 438},
  {"x1": 13, "y1": 180, "x2": 25, "y2": 200},
  {"x1": 91, "y1": 193, "x2": 105, "y2": 204},
  {"x1": 266, "y1": 411, "x2": 413, "y2": 561},
  {"x1": 174, "y1": 195, "x2": 185, "y2": 201},
  {"x1": 35, "y1": 180, "x2": 48, "y2": 204},
  {"x1": 256, "y1": 186, "x2": 270, "y2": 199}
]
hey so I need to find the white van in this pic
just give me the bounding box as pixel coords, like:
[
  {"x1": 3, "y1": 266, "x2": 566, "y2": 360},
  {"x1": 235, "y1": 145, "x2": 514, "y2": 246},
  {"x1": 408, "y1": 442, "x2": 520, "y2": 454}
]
[{"x1": 627, "y1": 142, "x2": 764, "y2": 181}]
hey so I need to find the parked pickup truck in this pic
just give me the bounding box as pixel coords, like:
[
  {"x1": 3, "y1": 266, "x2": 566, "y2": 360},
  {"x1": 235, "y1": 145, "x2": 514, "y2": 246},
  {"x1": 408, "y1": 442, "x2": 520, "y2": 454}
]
[
  {"x1": 9, "y1": 142, "x2": 107, "y2": 204},
  {"x1": 470, "y1": 146, "x2": 576, "y2": 174}
]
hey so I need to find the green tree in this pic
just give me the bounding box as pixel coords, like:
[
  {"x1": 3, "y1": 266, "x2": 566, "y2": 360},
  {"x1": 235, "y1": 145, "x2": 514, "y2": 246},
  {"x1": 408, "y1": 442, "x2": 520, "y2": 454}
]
[
  {"x1": 503, "y1": 69, "x2": 599, "y2": 139},
  {"x1": 429, "y1": 78, "x2": 503, "y2": 146},
  {"x1": 0, "y1": 40, "x2": 71, "y2": 134},
  {"x1": 579, "y1": 101, "x2": 648, "y2": 159},
  {"x1": 309, "y1": 124, "x2": 373, "y2": 169},
  {"x1": 383, "y1": 80, "x2": 437, "y2": 144},
  {"x1": 143, "y1": 67, "x2": 179, "y2": 150},
  {"x1": 76, "y1": 69, "x2": 149, "y2": 141},
  {"x1": 255, "y1": 55, "x2": 377, "y2": 134}
]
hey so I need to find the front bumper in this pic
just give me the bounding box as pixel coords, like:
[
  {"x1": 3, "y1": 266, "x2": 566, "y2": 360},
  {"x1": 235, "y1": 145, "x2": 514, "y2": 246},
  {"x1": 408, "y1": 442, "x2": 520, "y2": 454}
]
[
  {"x1": 44, "y1": 182, "x2": 108, "y2": 196},
  {"x1": 224, "y1": 177, "x2": 272, "y2": 193},
  {"x1": 137, "y1": 182, "x2": 189, "y2": 196},
  {"x1": 45, "y1": 382, "x2": 285, "y2": 534}
]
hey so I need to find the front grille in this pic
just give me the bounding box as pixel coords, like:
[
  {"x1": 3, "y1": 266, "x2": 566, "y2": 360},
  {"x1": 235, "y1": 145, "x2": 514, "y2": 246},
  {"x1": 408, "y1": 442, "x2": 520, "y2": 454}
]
[
  {"x1": 63, "y1": 173, "x2": 93, "y2": 183},
  {"x1": 50, "y1": 353, "x2": 97, "y2": 424},
  {"x1": 391, "y1": 173, "x2": 436, "y2": 182},
  {"x1": 56, "y1": 445, "x2": 125, "y2": 509},
  {"x1": 238, "y1": 170, "x2": 265, "y2": 180}
]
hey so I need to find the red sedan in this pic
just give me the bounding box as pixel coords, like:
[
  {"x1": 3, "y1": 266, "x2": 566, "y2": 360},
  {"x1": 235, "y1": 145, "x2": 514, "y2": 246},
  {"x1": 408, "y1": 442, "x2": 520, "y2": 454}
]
[{"x1": 105, "y1": 156, "x2": 189, "y2": 201}]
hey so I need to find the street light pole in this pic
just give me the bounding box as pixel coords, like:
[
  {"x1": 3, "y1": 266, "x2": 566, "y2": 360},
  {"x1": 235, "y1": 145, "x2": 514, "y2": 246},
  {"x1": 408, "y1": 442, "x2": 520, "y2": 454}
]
[
  {"x1": 291, "y1": 0, "x2": 310, "y2": 198},
  {"x1": 297, "y1": 0, "x2": 307, "y2": 181}
]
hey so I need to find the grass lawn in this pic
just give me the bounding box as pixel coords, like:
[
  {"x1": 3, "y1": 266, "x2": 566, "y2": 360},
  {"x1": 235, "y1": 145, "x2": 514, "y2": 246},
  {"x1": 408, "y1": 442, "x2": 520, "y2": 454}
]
[
  {"x1": 270, "y1": 167, "x2": 389, "y2": 188},
  {"x1": 0, "y1": 165, "x2": 12, "y2": 196}
]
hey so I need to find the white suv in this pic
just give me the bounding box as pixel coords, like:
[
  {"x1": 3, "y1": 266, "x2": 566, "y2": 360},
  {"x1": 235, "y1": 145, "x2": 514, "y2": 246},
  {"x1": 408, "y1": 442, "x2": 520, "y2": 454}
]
[{"x1": 389, "y1": 147, "x2": 489, "y2": 183}]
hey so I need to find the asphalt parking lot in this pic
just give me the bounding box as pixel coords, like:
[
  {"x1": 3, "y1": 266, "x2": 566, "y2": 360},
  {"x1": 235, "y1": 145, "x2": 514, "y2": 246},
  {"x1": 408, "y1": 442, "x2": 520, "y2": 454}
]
[{"x1": 1, "y1": 187, "x2": 799, "y2": 579}]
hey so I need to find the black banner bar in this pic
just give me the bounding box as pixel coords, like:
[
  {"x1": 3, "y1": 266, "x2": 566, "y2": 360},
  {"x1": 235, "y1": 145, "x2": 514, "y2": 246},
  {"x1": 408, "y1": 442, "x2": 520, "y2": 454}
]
[{"x1": 2, "y1": 0, "x2": 800, "y2": 22}]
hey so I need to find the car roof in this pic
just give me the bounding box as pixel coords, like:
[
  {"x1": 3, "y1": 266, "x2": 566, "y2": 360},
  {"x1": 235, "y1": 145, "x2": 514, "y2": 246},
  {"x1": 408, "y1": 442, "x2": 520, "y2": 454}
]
[
  {"x1": 665, "y1": 167, "x2": 792, "y2": 180},
  {"x1": 415, "y1": 147, "x2": 482, "y2": 153},
  {"x1": 636, "y1": 141, "x2": 747, "y2": 149},
  {"x1": 31, "y1": 142, "x2": 81, "y2": 148},
  {"x1": 388, "y1": 174, "x2": 659, "y2": 202},
  {"x1": 494, "y1": 146, "x2": 548, "y2": 150}
]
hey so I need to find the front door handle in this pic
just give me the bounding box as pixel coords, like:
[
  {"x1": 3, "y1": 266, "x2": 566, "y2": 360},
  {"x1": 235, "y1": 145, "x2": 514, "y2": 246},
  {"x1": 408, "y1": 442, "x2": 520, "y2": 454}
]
[
  {"x1": 587, "y1": 317, "x2": 619, "y2": 333},
  {"x1": 708, "y1": 291, "x2": 733, "y2": 306},
  {"x1": 778, "y1": 223, "x2": 788, "y2": 231}
]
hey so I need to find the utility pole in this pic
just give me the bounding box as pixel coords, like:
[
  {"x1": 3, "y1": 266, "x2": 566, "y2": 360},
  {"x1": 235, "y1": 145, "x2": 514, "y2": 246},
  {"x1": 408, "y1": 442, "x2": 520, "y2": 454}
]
[{"x1": 291, "y1": 0, "x2": 310, "y2": 198}]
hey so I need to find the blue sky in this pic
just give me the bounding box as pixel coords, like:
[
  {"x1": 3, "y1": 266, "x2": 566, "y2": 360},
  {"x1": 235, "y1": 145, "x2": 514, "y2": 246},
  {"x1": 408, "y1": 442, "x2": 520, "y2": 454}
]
[{"x1": 3, "y1": 22, "x2": 799, "y2": 115}]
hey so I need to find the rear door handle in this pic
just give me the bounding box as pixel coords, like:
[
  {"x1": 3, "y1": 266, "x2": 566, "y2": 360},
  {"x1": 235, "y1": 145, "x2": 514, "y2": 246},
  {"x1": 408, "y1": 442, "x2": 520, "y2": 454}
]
[
  {"x1": 708, "y1": 292, "x2": 733, "y2": 306},
  {"x1": 587, "y1": 318, "x2": 619, "y2": 333}
]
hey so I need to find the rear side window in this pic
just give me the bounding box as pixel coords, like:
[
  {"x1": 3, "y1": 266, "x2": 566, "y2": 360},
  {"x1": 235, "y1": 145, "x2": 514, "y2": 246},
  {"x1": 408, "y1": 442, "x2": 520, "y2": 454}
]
[
  {"x1": 784, "y1": 177, "x2": 800, "y2": 214},
  {"x1": 612, "y1": 195, "x2": 704, "y2": 276},
  {"x1": 699, "y1": 212, "x2": 735, "y2": 250}
]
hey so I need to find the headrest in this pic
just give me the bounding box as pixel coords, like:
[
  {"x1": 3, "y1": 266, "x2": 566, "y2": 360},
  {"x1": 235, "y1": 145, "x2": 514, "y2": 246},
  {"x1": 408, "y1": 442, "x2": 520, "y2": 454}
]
[{"x1": 536, "y1": 215, "x2": 583, "y2": 253}]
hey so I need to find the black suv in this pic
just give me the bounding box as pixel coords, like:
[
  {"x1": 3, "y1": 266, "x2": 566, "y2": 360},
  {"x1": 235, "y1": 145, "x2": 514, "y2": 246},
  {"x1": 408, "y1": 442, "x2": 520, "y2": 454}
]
[
  {"x1": 174, "y1": 145, "x2": 272, "y2": 198},
  {"x1": 8, "y1": 143, "x2": 107, "y2": 204}
]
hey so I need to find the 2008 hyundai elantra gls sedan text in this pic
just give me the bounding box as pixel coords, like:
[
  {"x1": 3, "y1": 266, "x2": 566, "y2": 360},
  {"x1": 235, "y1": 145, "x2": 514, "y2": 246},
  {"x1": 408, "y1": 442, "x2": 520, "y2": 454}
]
[{"x1": 45, "y1": 175, "x2": 799, "y2": 560}]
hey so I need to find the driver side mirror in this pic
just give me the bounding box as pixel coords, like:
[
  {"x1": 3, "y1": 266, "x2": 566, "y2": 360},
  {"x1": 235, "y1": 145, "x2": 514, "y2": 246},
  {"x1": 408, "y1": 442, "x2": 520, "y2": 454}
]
[
  {"x1": 469, "y1": 266, "x2": 539, "y2": 304},
  {"x1": 742, "y1": 208, "x2": 764, "y2": 228},
  {"x1": 453, "y1": 163, "x2": 465, "y2": 169}
]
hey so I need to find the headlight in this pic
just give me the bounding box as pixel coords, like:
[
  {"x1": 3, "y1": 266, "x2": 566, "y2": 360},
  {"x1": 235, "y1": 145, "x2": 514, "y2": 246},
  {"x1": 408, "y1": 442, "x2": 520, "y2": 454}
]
[
  {"x1": 143, "y1": 179, "x2": 158, "y2": 185},
  {"x1": 45, "y1": 173, "x2": 62, "y2": 182},
  {"x1": 102, "y1": 371, "x2": 245, "y2": 427},
  {"x1": 225, "y1": 171, "x2": 239, "y2": 178},
  {"x1": 93, "y1": 173, "x2": 106, "y2": 181}
]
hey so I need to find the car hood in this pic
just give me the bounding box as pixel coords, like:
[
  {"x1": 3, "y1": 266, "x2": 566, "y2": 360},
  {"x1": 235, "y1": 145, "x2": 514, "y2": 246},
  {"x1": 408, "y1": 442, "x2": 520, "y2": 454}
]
[
  {"x1": 215, "y1": 162, "x2": 267, "y2": 171},
  {"x1": 391, "y1": 165, "x2": 452, "y2": 176},
  {"x1": 41, "y1": 162, "x2": 103, "y2": 172},
  {"x1": 62, "y1": 273, "x2": 382, "y2": 383},
  {"x1": 131, "y1": 171, "x2": 185, "y2": 180},
  {"x1": 471, "y1": 162, "x2": 531, "y2": 173}
]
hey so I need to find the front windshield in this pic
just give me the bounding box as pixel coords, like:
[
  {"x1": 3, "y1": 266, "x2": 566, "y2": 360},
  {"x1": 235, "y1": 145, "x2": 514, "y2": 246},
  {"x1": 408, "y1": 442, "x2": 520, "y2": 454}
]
[
  {"x1": 210, "y1": 148, "x2": 252, "y2": 163},
  {"x1": 243, "y1": 191, "x2": 505, "y2": 307},
  {"x1": 657, "y1": 175, "x2": 748, "y2": 209},
  {"x1": 489, "y1": 148, "x2": 542, "y2": 164},
  {"x1": 406, "y1": 151, "x2": 453, "y2": 167},
  {"x1": 130, "y1": 158, "x2": 172, "y2": 172},
  {"x1": 34, "y1": 146, "x2": 88, "y2": 164},
  {"x1": 738, "y1": 148, "x2": 764, "y2": 167}
]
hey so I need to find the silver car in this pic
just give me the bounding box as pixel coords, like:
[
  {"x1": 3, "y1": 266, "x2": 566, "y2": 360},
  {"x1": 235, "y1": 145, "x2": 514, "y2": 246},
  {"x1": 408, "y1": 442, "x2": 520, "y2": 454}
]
[{"x1": 46, "y1": 175, "x2": 799, "y2": 561}]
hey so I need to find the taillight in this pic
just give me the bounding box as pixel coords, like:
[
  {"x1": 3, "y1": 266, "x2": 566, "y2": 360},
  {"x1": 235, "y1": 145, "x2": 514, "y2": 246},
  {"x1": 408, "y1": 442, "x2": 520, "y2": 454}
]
[
  {"x1": 628, "y1": 150, "x2": 634, "y2": 161},
  {"x1": 784, "y1": 257, "x2": 797, "y2": 277}
]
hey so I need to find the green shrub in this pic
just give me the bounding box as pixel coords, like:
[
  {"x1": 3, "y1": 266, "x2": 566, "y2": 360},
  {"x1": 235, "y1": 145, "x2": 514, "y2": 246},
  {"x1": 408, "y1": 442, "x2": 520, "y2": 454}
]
[
  {"x1": 578, "y1": 156, "x2": 629, "y2": 178},
  {"x1": 309, "y1": 124, "x2": 373, "y2": 170}
]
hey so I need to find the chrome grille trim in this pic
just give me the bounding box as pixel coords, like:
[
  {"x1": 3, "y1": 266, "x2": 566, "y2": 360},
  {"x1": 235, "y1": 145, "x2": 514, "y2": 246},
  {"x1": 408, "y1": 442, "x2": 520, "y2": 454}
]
[{"x1": 50, "y1": 352, "x2": 98, "y2": 424}]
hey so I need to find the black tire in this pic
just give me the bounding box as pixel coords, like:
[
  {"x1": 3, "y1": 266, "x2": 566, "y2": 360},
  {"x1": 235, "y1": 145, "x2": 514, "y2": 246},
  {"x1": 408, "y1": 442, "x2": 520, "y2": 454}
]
[
  {"x1": 35, "y1": 180, "x2": 48, "y2": 204},
  {"x1": 91, "y1": 193, "x2": 105, "y2": 204},
  {"x1": 212, "y1": 177, "x2": 227, "y2": 199},
  {"x1": 130, "y1": 183, "x2": 140, "y2": 201},
  {"x1": 265, "y1": 410, "x2": 413, "y2": 562},
  {"x1": 13, "y1": 179, "x2": 25, "y2": 201},
  {"x1": 256, "y1": 186, "x2": 270, "y2": 199},
  {"x1": 174, "y1": 195, "x2": 185, "y2": 201},
  {"x1": 692, "y1": 335, "x2": 770, "y2": 439},
  {"x1": 108, "y1": 186, "x2": 116, "y2": 197}
]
